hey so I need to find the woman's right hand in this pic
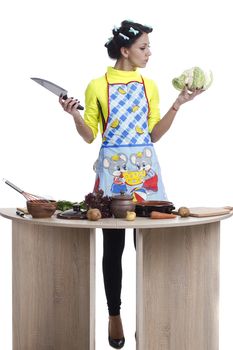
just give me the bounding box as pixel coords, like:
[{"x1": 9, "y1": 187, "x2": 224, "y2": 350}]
[
  {"x1": 59, "y1": 95, "x2": 94, "y2": 143},
  {"x1": 59, "y1": 96, "x2": 81, "y2": 116}
]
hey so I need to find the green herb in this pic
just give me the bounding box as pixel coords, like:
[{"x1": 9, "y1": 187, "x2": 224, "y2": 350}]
[{"x1": 57, "y1": 200, "x2": 77, "y2": 211}]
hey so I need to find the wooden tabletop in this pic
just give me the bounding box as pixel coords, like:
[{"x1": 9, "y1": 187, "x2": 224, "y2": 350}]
[{"x1": 0, "y1": 208, "x2": 232, "y2": 229}]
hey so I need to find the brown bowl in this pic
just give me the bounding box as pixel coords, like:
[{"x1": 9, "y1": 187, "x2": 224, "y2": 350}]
[
  {"x1": 135, "y1": 200, "x2": 175, "y2": 217},
  {"x1": 26, "y1": 200, "x2": 57, "y2": 218}
]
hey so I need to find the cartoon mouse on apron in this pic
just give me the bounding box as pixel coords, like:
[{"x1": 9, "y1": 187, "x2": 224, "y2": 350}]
[{"x1": 94, "y1": 75, "x2": 167, "y2": 202}]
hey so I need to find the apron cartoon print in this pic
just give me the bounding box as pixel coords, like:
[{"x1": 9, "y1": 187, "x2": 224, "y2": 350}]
[{"x1": 94, "y1": 77, "x2": 167, "y2": 202}]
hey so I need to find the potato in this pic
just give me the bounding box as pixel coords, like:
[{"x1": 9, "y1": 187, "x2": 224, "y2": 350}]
[
  {"x1": 126, "y1": 211, "x2": 136, "y2": 221},
  {"x1": 178, "y1": 207, "x2": 190, "y2": 217},
  {"x1": 87, "y1": 208, "x2": 102, "y2": 221}
]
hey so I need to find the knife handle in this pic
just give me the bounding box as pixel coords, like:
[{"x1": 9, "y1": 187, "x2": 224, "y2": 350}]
[{"x1": 62, "y1": 94, "x2": 84, "y2": 110}]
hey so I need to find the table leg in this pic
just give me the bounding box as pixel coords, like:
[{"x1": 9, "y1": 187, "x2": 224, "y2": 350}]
[
  {"x1": 12, "y1": 221, "x2": 95, "y2": 350},
  {"x1": 136, "y1": 222, "x2": 220, "y2": 350}
]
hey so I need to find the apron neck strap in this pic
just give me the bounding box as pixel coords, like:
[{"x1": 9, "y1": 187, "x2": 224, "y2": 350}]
[{"x1": 105, "y1": 72, "x2": 144, "y2": 85}]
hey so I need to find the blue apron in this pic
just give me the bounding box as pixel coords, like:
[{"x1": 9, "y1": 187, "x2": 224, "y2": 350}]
[{"x1": 94, "y1": 77, "x2": 167, "y2": 202}]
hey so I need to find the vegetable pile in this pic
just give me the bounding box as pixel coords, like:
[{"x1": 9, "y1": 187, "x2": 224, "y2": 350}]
[
  {"x1": 172, "y1": 66, "x2": 213, "y2": 91},
  {"x1": 57, "y1": 200, "x2": 78, "y2": 211},
  {"x1": 84, "y1": 190, "x2": 112, "y2": 218},
  {"x1": 57, "y1": 190, "x2": 112, "y2": 219}
]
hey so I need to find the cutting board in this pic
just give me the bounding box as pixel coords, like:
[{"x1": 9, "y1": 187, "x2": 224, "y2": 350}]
[{"x1": 188, "y1": 207, "x2": 231, "y2": 217}]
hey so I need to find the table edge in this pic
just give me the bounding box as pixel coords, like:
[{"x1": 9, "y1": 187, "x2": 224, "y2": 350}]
[{"x1": 1, "y1": 208, "x2": 232, "y2": 229}]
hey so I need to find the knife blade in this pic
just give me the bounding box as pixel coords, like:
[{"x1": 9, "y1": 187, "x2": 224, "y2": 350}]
[{"x1": 31, "y1": 77, "x2": 84, "y2": 110}]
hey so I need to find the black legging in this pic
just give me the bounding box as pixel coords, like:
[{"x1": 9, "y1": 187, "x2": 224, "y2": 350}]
[{"x1": 102, "y1": 228, "x2": 136, "y2": 316}]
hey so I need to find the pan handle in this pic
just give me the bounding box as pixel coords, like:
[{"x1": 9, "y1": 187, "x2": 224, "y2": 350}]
[{"x1": 2, "y1": 178, "x2": 24, "y2": 194}]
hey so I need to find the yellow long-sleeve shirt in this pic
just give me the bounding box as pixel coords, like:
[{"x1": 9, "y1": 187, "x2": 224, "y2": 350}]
[{"x1": 84, "y1": 66, "x2": 160, "y2": 141}]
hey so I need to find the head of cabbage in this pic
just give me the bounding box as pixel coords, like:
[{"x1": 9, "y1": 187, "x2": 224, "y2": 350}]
[{"x1": 172, "y1": 67, "x2": 213, "y2": 91}]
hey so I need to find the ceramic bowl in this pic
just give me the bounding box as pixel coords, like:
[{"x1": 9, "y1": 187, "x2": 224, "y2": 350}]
[
  {"x1": 110, "y1": 192, "x2": 135, "y2": 218},
  {"x1": 135, "y1": 200, "x2": 175, "y2": 217},
  {"x1": 26, "y1": 200, "x2": 57, "y2": 218}
]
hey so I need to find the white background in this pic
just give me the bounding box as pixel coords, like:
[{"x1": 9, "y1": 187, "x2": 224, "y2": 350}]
[{"x1": 0, "y1": 0, "x2": 232, "y2": 349}]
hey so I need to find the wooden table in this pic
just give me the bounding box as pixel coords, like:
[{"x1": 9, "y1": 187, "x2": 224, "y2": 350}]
[{"x1": 0, "y1": 208, "x2": 232, "y2": 350}]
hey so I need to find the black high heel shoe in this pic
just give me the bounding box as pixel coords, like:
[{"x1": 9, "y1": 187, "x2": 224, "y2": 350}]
[
  {"x1": 108, "y1": 319, "x2": 125, "y2": 349},
  {"x1": 108, "y1": 332, "x2": 125, "y2": 349}
]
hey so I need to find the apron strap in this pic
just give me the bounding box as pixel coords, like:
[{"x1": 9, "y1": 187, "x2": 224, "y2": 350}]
[
  {"x1": 141, "y1": 76, "x2": 149, "y2": 120},
  {"x1": 97, "y1": 98, "x2": 106, "y2": 131},
  {"x1": 96, "y1": 73, "x2": 110, "y2": 133}
]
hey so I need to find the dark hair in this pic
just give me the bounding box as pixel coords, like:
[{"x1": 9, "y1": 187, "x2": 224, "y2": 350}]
[{"x1": 105, "y1": 20, "x2": 153, "y2": 59}]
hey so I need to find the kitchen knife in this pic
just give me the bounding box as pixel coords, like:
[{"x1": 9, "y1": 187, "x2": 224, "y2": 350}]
[{"x1": 31, "y1": 77, "x2": 84, "y2": 110}]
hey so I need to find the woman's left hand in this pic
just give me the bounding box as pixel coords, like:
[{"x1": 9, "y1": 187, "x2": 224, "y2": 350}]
[{"x1": 173, "y1": 86, "x2": 204, "y2": 110}]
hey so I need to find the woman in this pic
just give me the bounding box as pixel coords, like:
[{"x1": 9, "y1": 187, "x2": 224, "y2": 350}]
[{"x1": 59, "y1": 20, "x2": 203, "y2": 349}]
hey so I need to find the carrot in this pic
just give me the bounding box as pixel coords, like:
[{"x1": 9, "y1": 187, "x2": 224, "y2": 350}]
[{"x1": 150, "y1": 211, "x2": 177, "y2": 219}]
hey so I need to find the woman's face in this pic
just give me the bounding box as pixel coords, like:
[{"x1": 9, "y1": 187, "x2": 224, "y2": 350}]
[{"x1": 124, "y1": 33, "x2": 152, "y2": 69}]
